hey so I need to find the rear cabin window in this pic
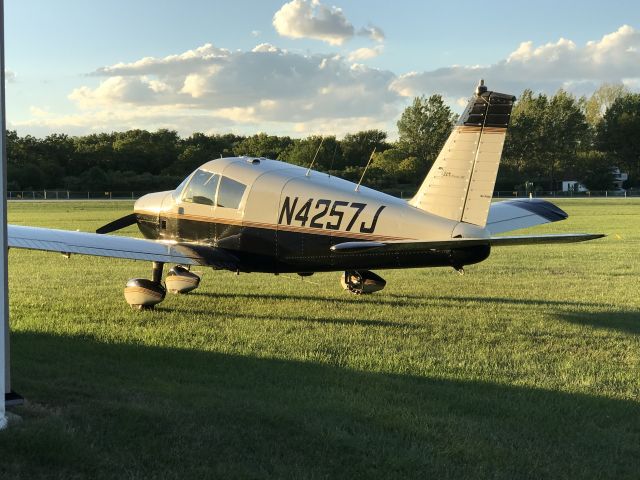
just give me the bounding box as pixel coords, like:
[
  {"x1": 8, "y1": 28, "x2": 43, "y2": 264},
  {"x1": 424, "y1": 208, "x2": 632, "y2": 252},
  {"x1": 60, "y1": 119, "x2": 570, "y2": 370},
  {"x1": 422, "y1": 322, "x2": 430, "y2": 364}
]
[
  {"x1": 217, "y1": 176, "x2": 246, "y2": 209},
  {"x1": 182, "y1": 170, "x2": 220, "y2": 206}
]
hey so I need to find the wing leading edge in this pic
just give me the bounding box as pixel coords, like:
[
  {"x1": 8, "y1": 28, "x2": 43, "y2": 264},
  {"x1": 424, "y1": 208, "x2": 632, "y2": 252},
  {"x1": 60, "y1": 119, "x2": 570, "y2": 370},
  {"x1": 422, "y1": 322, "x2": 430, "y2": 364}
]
[{"x1": 8, "y1": 225, "x2": 240, "y2": 270}]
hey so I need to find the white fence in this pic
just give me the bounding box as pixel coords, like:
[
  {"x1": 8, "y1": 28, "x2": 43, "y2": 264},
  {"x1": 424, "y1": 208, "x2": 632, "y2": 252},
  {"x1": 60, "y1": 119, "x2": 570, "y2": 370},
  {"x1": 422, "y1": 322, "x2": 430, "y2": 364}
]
[{"x1": 6, "y1": 189, "x2": 640, "y2": 201}]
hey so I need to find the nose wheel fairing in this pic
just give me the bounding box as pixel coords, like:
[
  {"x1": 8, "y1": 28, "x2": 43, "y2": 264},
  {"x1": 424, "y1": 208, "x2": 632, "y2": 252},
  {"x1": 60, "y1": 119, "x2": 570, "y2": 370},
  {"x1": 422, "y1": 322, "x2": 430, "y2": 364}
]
[{"x1": 341, "y1": 270, "x2": 387, "y2": 295}]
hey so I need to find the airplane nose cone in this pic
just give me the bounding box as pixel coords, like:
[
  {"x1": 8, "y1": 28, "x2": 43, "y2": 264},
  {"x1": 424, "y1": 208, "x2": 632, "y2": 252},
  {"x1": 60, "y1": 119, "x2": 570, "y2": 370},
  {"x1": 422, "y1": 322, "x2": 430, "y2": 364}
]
[{"x1": 134, "y1": 191, "x2": 173, "y2": 215}]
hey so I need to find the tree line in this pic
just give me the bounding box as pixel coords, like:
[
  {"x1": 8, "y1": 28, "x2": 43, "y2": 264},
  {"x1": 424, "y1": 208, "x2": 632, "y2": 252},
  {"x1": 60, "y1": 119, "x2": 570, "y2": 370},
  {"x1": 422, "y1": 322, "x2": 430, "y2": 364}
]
[{"x1": 6, "y1": 84, "x2": 639, "y2": 195}]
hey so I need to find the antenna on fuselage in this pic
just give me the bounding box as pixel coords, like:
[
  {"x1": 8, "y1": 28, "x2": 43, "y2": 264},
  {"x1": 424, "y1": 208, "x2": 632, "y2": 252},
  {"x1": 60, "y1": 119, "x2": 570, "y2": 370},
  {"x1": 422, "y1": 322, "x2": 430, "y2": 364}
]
[
  {"x1": 355, "y1": 147, "x2": 376, "y2": 192},
  {"x1": 328, "y1": 142, "x2": 338, "y2": 178},
  {"x1": 305, "y1": 137, "x2": 324, "y2": 177}
]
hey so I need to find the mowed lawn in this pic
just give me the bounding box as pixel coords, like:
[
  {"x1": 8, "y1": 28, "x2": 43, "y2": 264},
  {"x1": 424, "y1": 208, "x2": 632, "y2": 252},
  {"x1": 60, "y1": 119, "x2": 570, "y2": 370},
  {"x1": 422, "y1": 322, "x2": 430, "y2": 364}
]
[{"x1": 1, "y1": 198, "x2": 639, "y2": 479}]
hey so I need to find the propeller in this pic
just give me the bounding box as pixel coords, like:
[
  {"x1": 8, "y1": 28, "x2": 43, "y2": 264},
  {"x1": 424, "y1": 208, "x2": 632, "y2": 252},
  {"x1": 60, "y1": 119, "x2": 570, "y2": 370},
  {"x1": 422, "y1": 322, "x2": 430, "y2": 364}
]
[{"x1": 96, "y1": 213, "x2": 138, "y2": 234}]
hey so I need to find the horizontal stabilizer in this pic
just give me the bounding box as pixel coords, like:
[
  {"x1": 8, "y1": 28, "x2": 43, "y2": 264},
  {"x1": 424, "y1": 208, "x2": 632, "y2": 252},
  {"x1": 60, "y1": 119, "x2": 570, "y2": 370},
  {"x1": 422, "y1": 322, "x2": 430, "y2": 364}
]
[{"x1": 487, "y1": 199, "x2": 568, "y2": 234}]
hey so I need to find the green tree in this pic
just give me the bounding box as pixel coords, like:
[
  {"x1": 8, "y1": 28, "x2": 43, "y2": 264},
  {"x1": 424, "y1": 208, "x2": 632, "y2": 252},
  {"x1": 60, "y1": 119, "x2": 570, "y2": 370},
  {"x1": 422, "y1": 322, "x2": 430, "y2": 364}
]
[
  {"x1": 543, "y1": 90, "x2": 589, "y2": 188},
  {"x1": 597, "y1": 93, "x2": 640, "y2": 184},
  {"x1": 278, "y1": 136, "x2": 325, "y2": 168},
  {"x1": 113, "y1": 129, "x2": 179, "y2": 174},
  {"x1": 575, "y1": 151, "x2": 616, "y2": 190},
  {"x1": 339, "y1": 130, "x2": 388, "y2": 170},
  {"x1": 233, "y1": 133, "x2": 293, "y2": 159},
  {"x1": 504, "y1": 89, "x2": 587, "y2": 189},
  {"x1": 167, "y1": 132, "x2": 242, "y2": 175},
  {"x1": 584, "y1": 83, "x2": 628, "y2": 127},
  {"x1": 396, "y1": 95, "x2": 456, "y2": 171}
]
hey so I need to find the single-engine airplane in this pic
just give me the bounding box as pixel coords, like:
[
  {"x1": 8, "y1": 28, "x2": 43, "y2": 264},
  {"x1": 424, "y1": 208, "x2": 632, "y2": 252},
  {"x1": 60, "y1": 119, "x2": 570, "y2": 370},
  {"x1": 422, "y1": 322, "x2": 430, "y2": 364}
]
[{"x1": 8, "y1": 81, "x2": 604, "y2": 308}]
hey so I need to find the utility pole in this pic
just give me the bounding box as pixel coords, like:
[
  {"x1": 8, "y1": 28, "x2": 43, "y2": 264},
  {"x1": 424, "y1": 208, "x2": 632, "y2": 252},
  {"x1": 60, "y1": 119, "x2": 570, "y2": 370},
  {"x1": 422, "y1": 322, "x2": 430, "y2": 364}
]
[
  {"x1": 0, "y1": 0, "x2": 10, "y2": 430},
  {"x1": 0, "y1": 0, "x2": 19, "y2": 424}
]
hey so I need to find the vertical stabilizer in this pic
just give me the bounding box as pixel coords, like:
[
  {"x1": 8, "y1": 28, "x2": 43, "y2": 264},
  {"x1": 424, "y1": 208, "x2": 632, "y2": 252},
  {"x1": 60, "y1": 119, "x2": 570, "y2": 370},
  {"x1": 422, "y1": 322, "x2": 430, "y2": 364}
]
[{"x1": 409, "y1": 81, "x2": 516, "y2": 227}]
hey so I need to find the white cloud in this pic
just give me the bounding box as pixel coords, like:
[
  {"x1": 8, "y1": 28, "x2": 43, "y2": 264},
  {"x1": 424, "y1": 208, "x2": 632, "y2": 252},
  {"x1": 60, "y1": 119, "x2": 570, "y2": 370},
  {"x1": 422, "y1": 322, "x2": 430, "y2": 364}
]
[
  {"x1": 29, "y1": 106, "x2": 51, "y2": 117},
  {"x1": 6, "y1": 69, "x2": 15, "y2": 82},
  {"x1": 251, "y1": 30, "x2": 261, "y2": 37},
  {"x1": 180, "y1": 74, "x2": 208, "y2": 98},
  {"x1": 348, "y1": 46, "x2": 383, "y2": 62},
  {"x1": 93, "y1": 43, "x2": 230, "y2": 77},
  {"x1": 22, "y1": 42, "x2": 402, "y2": 136},
  {"x1": 358, "y1": 25, "x2": 385, "y2": 43},
  {"x1": 272, "y1": 0, "x2": 355, "y2": 45},
  {"x1": 17, "y1": 25, "x2": 640, "y2": 138},
  {"x1": 69, "y1": 76, "x2": 161, "y2": 108},
  {"x1": 391, "y1": 25, "x2": 640, "y2": 99},
  {"x1": 252, "y1": 43, "x2": 281, "y2": 53}
]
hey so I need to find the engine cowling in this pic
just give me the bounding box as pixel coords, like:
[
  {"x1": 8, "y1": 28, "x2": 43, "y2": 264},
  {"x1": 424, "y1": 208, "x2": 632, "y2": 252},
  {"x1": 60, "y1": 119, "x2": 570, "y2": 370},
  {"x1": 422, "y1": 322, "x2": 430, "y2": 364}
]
[
  {"x1": 340, "y1": 270, "x2": 386, "y2": 294},
  {"x1": 165, "y1": 265, "x2": 201, "y2": 294},
  {"x1": 124, "y1": 279, "x2": 166, "y2": 309}
]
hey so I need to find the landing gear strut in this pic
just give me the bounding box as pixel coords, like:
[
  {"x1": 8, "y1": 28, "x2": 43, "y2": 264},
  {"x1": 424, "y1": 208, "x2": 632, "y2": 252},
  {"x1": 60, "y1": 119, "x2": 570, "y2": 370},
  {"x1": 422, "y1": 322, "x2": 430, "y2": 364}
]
[{"x1": 124, "y1": 261, "x2": 166, "y2": 310}]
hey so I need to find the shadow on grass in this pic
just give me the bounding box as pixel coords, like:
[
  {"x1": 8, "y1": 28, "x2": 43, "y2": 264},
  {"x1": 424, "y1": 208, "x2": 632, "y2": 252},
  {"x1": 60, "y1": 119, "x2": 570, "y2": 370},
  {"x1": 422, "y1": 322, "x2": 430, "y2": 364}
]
[
  {"x1": 556, "y1": 310, "x2": 640, "y2": 335},
  {"x1": 193, "y1": 291, "x2": 415, "y2": 308},
  {"x1": 157, "y1": 306, "x2": 414, "y2": 329},
  {"x1": 2, "y1": 332, "x2": 639, "y2": 479},
  {"x1": 389, "y1": 293, "x2": 613, "y2": 310},
  {"x1": 199, "y1": 291, "x2": 615, "y2": 313}
]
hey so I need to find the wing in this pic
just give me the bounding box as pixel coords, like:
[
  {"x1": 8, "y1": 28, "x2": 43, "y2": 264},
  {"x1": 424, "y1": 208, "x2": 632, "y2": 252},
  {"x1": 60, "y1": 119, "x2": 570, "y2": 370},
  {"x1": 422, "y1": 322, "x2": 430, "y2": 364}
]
[
  {"x1": 487, "y1": 199, "x2": 568, "y2": 234},
  {"x1": 8, "y1": 225, "x2": 240, "y2": 270},
  {"x1": 331, "y1": 233, "x2": 604, "y2": 253}
]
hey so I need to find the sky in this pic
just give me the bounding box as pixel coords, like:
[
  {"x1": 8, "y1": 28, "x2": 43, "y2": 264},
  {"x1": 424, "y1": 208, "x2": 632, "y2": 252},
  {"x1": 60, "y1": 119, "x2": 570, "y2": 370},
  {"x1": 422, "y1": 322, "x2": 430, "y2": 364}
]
[{"x1": 4, "y1": 0, "x2": 640, "y2": 139}]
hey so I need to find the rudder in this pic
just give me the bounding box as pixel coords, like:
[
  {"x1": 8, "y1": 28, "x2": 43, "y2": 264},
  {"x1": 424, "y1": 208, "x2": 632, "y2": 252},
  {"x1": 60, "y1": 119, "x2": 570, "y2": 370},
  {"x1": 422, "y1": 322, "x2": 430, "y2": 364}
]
[{"x1": 409, "y1": 81, "x2": 516, "y2": 227}]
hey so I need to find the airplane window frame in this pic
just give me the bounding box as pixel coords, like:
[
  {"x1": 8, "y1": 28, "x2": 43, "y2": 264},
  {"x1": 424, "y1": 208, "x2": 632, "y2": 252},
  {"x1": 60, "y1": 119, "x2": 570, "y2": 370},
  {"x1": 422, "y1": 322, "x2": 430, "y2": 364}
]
[
  {"x1": 216, "y1": 176, "x2": 247, "y2": 209},
  {"x1": 172, "y1": 173, "x2": 194, "y2": 201},
  {"x1": 180, "y1": 169, "x2": 220, "y2": 206}
]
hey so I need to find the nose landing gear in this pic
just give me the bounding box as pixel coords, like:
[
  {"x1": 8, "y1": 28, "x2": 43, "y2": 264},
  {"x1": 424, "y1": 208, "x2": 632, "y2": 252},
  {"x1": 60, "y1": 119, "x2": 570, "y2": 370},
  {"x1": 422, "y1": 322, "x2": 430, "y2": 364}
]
[
  {"x1": 166, "y1": 265, "x2": 201, "y2": 294},
  {"x1": 340, "y1": 270, "x2": 386, "y2": 295}
]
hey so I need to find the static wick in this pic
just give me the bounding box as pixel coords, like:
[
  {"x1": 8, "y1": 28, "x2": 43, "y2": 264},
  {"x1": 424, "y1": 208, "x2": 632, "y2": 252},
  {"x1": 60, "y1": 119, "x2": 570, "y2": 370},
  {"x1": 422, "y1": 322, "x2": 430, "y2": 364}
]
[
  {"x1": 355, "y1": 147, "x2": 376, "y2": 192},
  {"x1": 305, "y1": 137, "x2": 325, "y2": 177}
]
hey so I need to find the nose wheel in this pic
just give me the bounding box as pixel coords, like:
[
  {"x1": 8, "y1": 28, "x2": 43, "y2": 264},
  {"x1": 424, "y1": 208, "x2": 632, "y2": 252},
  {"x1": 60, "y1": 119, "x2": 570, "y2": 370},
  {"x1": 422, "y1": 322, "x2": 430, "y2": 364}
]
[{"x1": 340, "y1": 270, "x2": 386, "y2": 294}]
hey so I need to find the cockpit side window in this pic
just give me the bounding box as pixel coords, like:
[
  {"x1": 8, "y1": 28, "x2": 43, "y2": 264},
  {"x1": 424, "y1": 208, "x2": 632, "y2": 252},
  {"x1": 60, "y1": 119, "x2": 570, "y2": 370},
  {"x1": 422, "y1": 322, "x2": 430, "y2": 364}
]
[
  {"x1": 217, "y1": 176, "x2": 246, "y2": 209},
  {"x1": 181, "y1": 169, "x2": 220, "y2": 206}
]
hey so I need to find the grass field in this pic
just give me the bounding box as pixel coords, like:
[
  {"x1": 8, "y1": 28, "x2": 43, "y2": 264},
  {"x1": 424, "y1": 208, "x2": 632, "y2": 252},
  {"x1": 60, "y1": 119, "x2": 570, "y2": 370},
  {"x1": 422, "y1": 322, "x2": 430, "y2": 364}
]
[{"x1": 1, "y1": 198, "x2": 639, "y2": 479}]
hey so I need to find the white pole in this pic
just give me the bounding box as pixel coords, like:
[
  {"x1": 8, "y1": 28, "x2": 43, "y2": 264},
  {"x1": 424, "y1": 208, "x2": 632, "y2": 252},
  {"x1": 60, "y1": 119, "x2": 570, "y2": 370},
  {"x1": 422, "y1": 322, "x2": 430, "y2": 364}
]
[{"x1": 0, "y1": 0, "x2": 9, "y2": 430}]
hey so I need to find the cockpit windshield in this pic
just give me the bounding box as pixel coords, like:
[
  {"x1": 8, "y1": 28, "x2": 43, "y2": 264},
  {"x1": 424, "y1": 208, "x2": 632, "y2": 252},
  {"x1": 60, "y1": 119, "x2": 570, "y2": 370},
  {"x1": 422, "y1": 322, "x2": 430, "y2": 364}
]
[
  {"x1": 172, "y1": 175, "x2": 191, "y2": 201},
  {"x1": 173, "y1": 168, "x2": 247, "y2": 209},
  {"x1": 181, "y1": 169, "x2": 220, "y2": 206}
]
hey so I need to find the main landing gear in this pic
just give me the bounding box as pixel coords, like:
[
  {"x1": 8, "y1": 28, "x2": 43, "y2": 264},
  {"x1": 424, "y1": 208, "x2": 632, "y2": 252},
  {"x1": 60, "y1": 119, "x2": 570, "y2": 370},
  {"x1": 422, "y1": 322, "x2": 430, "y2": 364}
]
[
  {"x1": 124, "y1": 262, "x2": 201, "y2": 309},
  {"x1": 340, "y1": 270, "x2": 386, "y2": 295}
]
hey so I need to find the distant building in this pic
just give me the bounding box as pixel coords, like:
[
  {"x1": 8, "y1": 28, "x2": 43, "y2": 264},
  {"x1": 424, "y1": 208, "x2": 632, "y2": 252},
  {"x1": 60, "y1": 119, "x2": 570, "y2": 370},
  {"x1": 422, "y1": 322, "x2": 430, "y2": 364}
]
[
  {"x1": 562, "y1": 181, "x2": 588, "y2": 193},
  {"x1": 562, "y1": 167, "x2": 629, "y2": 192},
  {"x1": 611, "y1": 167, "x2": 628, "y2": 191}
]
